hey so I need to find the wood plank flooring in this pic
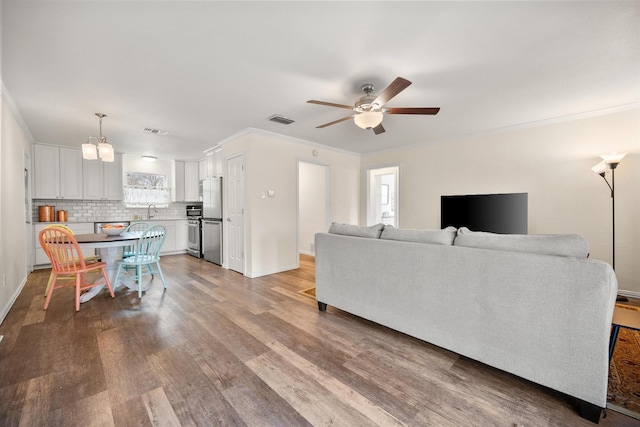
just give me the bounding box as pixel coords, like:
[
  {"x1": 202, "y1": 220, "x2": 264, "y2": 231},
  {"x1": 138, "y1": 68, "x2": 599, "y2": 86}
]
[{"x1": 1, "y1": 254, "x2": 638, "y2": 426}]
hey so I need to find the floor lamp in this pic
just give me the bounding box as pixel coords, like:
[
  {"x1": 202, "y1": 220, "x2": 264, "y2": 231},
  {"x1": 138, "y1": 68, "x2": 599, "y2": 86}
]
[{"x1": 591, "y1": 152, "x2": 626, "y2": 301}]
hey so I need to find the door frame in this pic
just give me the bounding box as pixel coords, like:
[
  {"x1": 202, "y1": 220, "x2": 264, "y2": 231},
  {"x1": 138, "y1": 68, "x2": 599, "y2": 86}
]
[
  {"x1": 365, "y1": 163, "x2": 400, "y2": 227},
  {"x1": 24, "y1": 151, "x2": 33, "y2": 273}
]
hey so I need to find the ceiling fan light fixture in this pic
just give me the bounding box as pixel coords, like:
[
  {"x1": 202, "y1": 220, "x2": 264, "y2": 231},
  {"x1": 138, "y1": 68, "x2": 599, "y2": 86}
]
[{"x1": 354, "y1": 111, "x2": 383, "y2": 130}]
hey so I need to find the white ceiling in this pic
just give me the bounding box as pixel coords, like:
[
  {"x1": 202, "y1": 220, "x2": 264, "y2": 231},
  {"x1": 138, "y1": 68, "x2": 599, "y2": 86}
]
[{"x1": 2, "y1": 1, "x2": 639, "y2": 160}]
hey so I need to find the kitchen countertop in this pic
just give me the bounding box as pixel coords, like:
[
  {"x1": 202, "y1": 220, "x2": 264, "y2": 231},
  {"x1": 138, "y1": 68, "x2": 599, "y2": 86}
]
[{"x1": 34, "y1": 218, "x2": 189, "y2": 224}]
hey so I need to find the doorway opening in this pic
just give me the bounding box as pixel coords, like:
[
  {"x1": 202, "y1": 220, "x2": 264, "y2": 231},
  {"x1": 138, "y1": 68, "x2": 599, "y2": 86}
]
[
  {"x1": 298, "y1": 160, "x2": 330, "y2": 256},
  {"x1": 367, "y1": 165, "x2": 399, "y2": 227}
]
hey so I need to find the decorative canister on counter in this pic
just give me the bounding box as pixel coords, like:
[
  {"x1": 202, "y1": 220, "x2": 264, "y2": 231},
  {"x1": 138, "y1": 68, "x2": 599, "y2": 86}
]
[
  {"x1": 57, "y1": 210, "x2": 68, "y2": 222},
  {"x1": 38, "y1": 205, "x2": 55, "y2": 222}
]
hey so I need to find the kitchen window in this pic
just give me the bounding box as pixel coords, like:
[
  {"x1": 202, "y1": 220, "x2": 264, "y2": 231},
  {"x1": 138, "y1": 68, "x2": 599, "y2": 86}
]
[{"x1": 124, "y1": 172, "x2": 171, "y2": 208}]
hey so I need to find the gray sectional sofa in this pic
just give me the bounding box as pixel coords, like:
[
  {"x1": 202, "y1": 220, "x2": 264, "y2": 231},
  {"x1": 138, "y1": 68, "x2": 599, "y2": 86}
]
[{"x1": 315, "y1": 224, "x2": 618, "y2": 423}]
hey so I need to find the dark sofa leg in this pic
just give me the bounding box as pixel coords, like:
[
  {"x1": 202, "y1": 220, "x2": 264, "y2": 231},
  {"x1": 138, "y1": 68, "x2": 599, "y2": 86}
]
[
  {"x1": 317, "y1": 302, "x2": 327, "y2": 312},
  {"x1": 579, "y1": 400, "x2": 603, "y2": 424}
]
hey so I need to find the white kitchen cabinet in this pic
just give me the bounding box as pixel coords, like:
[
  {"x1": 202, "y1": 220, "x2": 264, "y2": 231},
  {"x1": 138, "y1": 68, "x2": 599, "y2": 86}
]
[
  {"x1": 175, "y1": 161, "x2": 185, "y2": 201},
  {"x1": 176, "y1": 220, "x2": 188, "y2": 251},
  {"x1": 147, "y1": 220, "x2": 177, "y2": 255},
  {"x1": 198, "y1": 158, "x2": 206, "y2": 181},
  {"x1": 206, "y1": 151, "x2": 215, "y2": 178},
  {"x1": 33, "y1": 145, "x2": 83, "y2": 199},
  {"x1": 34, "y1": 222, "x2": 95, "y2": 267},
  {"x1": 213, "y1": 147, "x2": 223, "y2": 177},
  {"x1": 83, "y1": 153, "x2": 123, "y2": 200},
  {"x1": 185, "y1": 162, "x2": 200, "y2": 201},
  {"x1": 202, "y1": 146, "x2": 222, "y2": 178},
  {"x1": 175, "y1": 161, "x2": 200, "y2": 202}
]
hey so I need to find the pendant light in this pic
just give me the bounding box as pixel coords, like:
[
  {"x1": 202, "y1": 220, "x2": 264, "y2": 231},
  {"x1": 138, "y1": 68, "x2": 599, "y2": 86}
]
[{"x1": 82, "y1": 113, "x2": 114, "y2": 162}]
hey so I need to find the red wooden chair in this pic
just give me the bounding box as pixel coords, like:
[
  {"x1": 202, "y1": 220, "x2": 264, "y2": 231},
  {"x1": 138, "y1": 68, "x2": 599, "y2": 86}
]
[
  {"x1": 39, "y1": 226, "x2": 115, "y2": 311},
  {"x1": 43, "y1": 224, "x2": 99, "y2": 297}
]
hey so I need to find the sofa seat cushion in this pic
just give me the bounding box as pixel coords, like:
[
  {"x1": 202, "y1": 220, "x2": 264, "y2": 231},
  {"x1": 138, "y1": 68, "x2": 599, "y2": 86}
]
[
  {"x1": 453, "y1": 227, "x2": 589, "y2": 258},
  {"x1": 380, "y1": 225, "x2": 457, "y2": 245},
  {"x1": 328, "y1": 222, "x2": 385, "y2": 239}
]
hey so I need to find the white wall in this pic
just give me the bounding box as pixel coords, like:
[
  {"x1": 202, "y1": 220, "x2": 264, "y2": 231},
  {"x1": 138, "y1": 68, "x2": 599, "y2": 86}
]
[
  {"x1": 221, "y1": 129, "x2": 360, "y2": 278},
  {"x1": 0, "y1": 96, "x2": 32, "y2": 323},
  {"x1": 122, "y1": 154, "x2": 174, "y2": 185},
  {"x1": 361, "y1": 108, "x2": 640, "y2": 295}
]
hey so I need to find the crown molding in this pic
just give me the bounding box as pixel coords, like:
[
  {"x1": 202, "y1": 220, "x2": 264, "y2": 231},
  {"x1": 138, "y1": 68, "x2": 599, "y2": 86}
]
[
  {"x1": 0, "y1": 80, "x2": 35, "y2": 142},
  {"x1": 210, "y1": 127, "x2": 361, "y2": 158}
]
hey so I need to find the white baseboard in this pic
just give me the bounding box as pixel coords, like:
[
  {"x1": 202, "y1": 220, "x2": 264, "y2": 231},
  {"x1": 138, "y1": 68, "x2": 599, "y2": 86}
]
[
  {"x1": 245, "y1": 263, "x2": 300, "y2": 279},
  {"x1": 0, "y1": 274, "x2": 28, "y2": 325},
  {"x1": 617, "y1": 289, "x2": 640, "y2": 300},
  {"x1": 299, "y1": 250, "x2": 315, "y2": 257}
]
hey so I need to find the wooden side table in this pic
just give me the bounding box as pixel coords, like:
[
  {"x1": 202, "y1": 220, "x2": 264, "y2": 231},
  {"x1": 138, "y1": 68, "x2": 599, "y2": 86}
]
[{"x1": 609, "y1": 305, "x2": 640, "y2": 360}]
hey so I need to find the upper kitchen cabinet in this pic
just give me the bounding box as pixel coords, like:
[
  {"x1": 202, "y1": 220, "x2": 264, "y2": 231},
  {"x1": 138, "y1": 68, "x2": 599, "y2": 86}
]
[
  {"x1": 33, "y1": 144, "x2": 83, "y2": 199},
  {"x1": 83, "y1": 153, "x2": 123, "y2": 200},
  {"x1": 175, "y1": 161, "x2": 200, "y2": 202},
  {"x1": 175, "y1": 161, "x2": 185, "y2": 201},
  {"x1": 202, "y1": 146, "x2": 223, "y2": 179},
  {"x1": 198, "y1": 158, "x2": 206, "y2": 181},
  {"x1": 214, "y1": 147, "x2": 223, "y2": 177}
]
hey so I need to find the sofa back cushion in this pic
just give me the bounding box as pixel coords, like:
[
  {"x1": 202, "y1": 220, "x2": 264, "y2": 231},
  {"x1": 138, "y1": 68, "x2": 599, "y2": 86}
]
[
  {"x1": 328, "y1": 222, "x2": 385, "y2": 239},
  {"x1": 453, "y1": 227, "x2": 589, "y2": 258},
  {"x1": 380, "y1": 225, "x2": 457, "y2": 245}
]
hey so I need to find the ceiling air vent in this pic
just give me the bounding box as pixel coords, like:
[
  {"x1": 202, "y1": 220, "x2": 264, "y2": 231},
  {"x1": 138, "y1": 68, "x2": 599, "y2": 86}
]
[
  {"x1": 142, "y1": 127, "x2": 169, "y2": 135},
  {"x1": 267, "y1": 114, "x2": 295, "y2": 125}
]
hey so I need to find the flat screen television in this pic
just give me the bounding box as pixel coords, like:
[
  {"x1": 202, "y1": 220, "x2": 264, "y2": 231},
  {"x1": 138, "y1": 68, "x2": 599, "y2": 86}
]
[{"x1": 441, "y1": 192, "x2": 528, "y2": 234}]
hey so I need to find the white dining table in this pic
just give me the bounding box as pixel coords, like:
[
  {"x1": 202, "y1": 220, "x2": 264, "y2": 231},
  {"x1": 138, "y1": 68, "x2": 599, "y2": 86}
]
[{"x1": 73, "y1": 231, "x2": 143, "y2": 303}]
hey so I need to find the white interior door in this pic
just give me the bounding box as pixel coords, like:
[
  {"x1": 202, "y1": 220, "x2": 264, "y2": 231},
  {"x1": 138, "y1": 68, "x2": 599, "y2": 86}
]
[{"x1": 227, "y1": 154, "x2": 245, "y2": 274}]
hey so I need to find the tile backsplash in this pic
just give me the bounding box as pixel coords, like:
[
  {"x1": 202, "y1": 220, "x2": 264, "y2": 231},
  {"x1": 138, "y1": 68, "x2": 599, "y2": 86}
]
[{"x1": 33, "y1": 199, "x2": 200, "y2": 223}]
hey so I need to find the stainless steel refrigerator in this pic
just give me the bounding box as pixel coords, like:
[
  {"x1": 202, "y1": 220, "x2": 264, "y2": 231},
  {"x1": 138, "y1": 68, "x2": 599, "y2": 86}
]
[{"x1": 202, "y1": 177, "x2": 222, "y2": 265}]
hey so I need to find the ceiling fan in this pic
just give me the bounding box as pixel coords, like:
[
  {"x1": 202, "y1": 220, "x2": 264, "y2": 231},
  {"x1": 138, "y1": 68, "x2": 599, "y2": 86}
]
[{"x1": 307, "y1": 77, "x2": 440, "y2": 135}]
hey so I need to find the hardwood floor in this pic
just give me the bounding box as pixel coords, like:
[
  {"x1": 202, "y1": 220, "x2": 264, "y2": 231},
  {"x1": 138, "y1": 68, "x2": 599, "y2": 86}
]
[{"x1": 1, "y1": 254, "x2": 638, "y2": 426}]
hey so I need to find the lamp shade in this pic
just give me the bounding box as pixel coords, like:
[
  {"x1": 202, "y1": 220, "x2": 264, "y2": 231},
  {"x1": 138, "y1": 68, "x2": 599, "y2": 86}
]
[
  {"x1": 600, "y1": 152, "x2": 626, "y2": 165},
  {"x1": 82, "y1": 141, "x2": 98, "y2": 160},
  {"x1": 98, "y1": 142, "x2": 115, "y2": 162},
  {"x1": 591, "y1": 161, "x2": 606, "y2": 175},
  {"x1": 354, "y1": 111, "x2": 383, "y2": 129}
]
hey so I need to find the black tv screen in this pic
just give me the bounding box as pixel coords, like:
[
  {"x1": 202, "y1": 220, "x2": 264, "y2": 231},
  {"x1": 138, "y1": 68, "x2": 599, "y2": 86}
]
[{"x1": 441, "y1": 193, "x2": 528, "y2": 234}]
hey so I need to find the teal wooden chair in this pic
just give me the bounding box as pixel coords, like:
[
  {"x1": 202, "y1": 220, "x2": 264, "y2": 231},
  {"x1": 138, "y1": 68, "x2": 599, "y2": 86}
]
[
  {"x1": 122, "y1": 222, "x2": 150, "y2": 258},
  {"x1": 114, "y1": 225, "x2": 167, "y2": 298}
]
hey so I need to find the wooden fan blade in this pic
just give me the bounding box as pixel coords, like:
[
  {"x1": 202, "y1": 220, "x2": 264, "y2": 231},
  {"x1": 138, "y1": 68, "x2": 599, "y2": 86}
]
[
  {"x1": 373, "y1": 77, "x2": 412, "y2": 107},
  {"x1": 373, "y1": 123, "x2": 385, "y2": 135},
  {"x1": 387, "y1": 107, "x2": 440, "y2": 115},
  {"x1": 307, "y1": 100, "x2": 354, "y2": 110},
  {"x1": 316, "y1": 114, "x2": 356, "y2": 128}
]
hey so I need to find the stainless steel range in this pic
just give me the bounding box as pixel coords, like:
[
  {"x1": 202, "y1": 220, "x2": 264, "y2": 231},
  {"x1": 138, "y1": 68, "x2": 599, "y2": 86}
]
[{"x1": 186, "y1": 205, "x2": 202, "y2": 258}]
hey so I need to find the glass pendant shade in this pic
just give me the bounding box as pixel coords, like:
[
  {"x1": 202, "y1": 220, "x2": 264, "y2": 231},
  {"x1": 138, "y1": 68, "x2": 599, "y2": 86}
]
[
  {"x1": 82, "y1": 140, "x2": 98, "y2": 160},
  {"x1": 354, "y1": 111, "x2": 383, "y2": 129},
  {"x1": 98, "y1": 141, "x2": 115, "y2": 162}
]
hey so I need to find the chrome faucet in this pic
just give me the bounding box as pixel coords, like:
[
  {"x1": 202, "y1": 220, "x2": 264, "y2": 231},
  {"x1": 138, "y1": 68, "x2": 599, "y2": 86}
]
[{"x1": 147, "y1": 204, "x2": 157, "y2": 220}]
